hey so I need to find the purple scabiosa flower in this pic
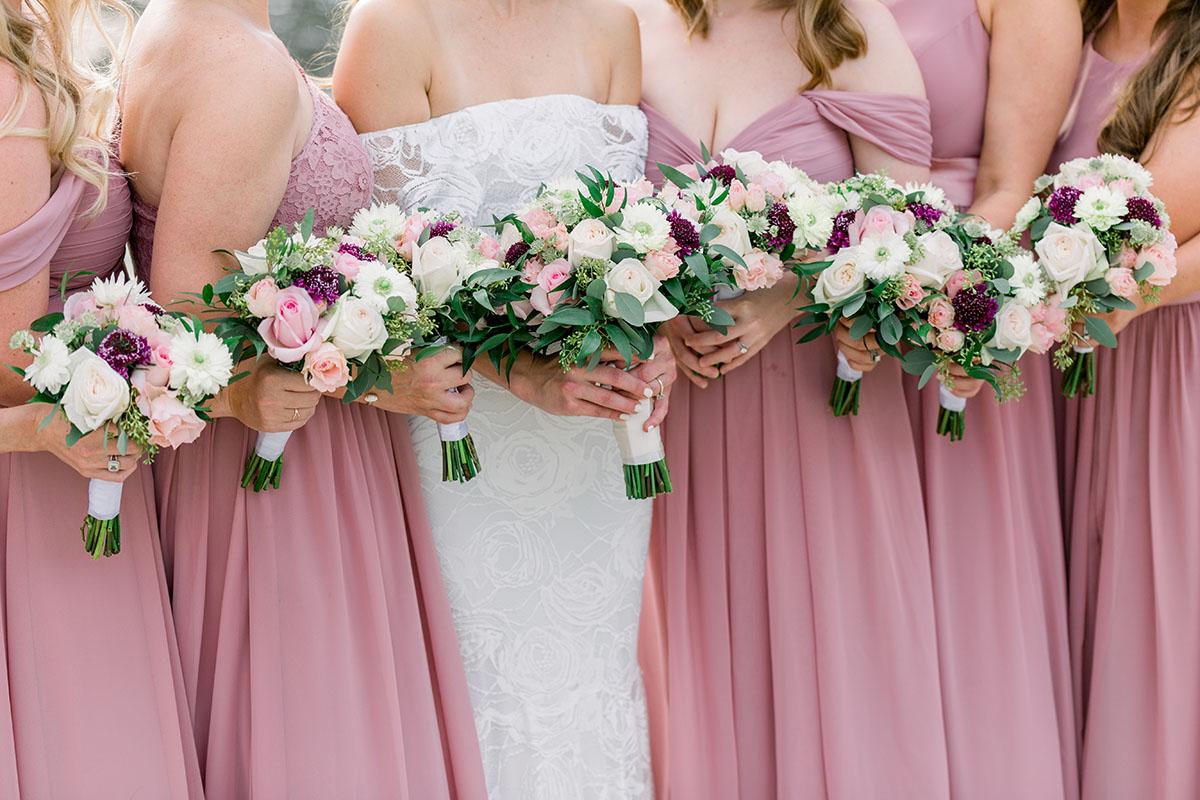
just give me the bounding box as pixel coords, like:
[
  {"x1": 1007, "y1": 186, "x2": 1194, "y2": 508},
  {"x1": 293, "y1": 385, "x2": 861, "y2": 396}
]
[
  {"x1": 337, "y1": 241, "x2": 379, "y2": 262},
  {"x1": 826, "y1": 209, "x2": 856, "y2": 253},
  {"x1": 1047, "y1": 186, "x2": 1082, "y2": 225},
  {"x1": 908, "y1": 202, "x2": 945, "y2": 227},
  {"x1": 505, "y1": 241, "x2": 531, "y2": 265},
  {"x1": 429, "y1": 220, "x2": 457, "y2": 239},
  {"x1": 708, "y1": 164, "x2": 737, "y2": 186},
  {"x1": 292, "y1": 265, "x2": 341, "y2": 305},
  {"x1": 951, "y1": 284, "x2": 999, "y2": 333},
  {"x1": 141, "y1": 302, "x2": 165, "y2": 317},
  {"x1": 97, "y1": 329, "x2": 151, "y2": 378},
  {"x1": 765, "y1": 202, "x2": 796, "y2": 251},
  {"x1": 1122, "y1": 196, "x2": 1162, "y2": 228},
  {"x1": 667, "y1": 210, "x2": 700, "y2": 256}
]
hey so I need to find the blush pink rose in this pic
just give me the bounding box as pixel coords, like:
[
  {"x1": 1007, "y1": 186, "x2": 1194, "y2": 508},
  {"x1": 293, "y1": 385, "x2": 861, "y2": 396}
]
[
  {"x1": 244, "y1": 277, "x2": 281, "y2": 318},
  {"x1": 944, "y1": 269, "x2": 980, "y2": 299},
  {"x1": 520, "y1": 208, "x2": 560, "y2": 241},
  {"x1": 116, "y1": 303, "x2": 160, "y2": 338},
  {"x1": 1029, "y1": 323, "x2": 1057, "y2": 355},
  {"x1": 744, "y1": 183, "x2": 767, "y2": 213},
  {"x1": 1111, "y1": 178, "x2": 1137, "y2": 198},
  {"x1": 1118, "y1": 245, "x2": 1139, "y2": 270},
  {"x1": 333, "y1": 251, "x2": 368, "y2": 280},
  {"x1": 1030, "y1": 299, "x2": 1069, "y2": 339},
  {"x1": 1140, "y1": 232, "x2": 1178, "y2": 287},
  {"x1": 750, "y1": 171, "x2": 786, "y2": 198},
  {"x1": 521, "y1": 258, "x2": 544, "y2": 285},
  {"x1": 848, "y1": 206, "x2": 912, "y2": 246},
  {"x1": 133, "y1": 382, "x2": 205, "y2": 448},
  {"x1": 927, "y1": 296, "x2": 956, "y2": 330},
  {"x1": 727, "y1": 180, "x2": 748, "y2": 212},
  {"x1": 678, "y1": 163, "x2": 701, "y2": 181},
  {"x1": 479, "y1": 235, "x2": 501, "y2": 260},
  {"x1": 257, "y1": 286, "x2": 324, "y2": 363},
  {"x1": 645, "y1": 250, "x2": 682, "y2": 281},
  {"x1": 302, "y1": 341, "x2": 350, "y2": 392},
  {"x1": 1104, "y1": 267, "x2": 1138, "y2": 298},
  {"x1": 548, "y1": 224, "x2": 570, "y2": 251},
  {"x1": 63, "y1": 291, "x2": 103, "y2": 323},
  {"x1": 530, "y1": 258, "x2": 571, "y2": 315},
  {"x1": 624, "y1": 179, "x2": 655, "y2": 205},
  {"x1": 894, "y1": 273, "x2": 927, "y2": 310},
  {"x1": 395, "y1": 213, "x2": 428, "y2": 260},
  {"x1": 734, "y1": 251, "x2": 783, "y2": 291},
  {"x1": 937, "y1": 329, "x2": 966, "y2": 353},
  {"x1": 1077, "y1": 173, "x2": 1104, "y2": 190}
]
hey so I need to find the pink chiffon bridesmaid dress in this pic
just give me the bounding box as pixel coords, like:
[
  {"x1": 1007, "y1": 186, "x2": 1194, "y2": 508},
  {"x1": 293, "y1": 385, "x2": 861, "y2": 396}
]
[
  {"x1": 0, "y1": 167, "x2": 203, "y2": 797},
  {"x1": 644, "y1": 91, "x2": 952, "y2": 798},
  {"x1": 887, "y1": 1, "x2": 1079, "y2": 797},
  {"x1": 1051, "y1": 30, "x2": 1200, "y2": 798},
  {"x1": 129, "y1": 72, "x2": 486, "y2": 799}
]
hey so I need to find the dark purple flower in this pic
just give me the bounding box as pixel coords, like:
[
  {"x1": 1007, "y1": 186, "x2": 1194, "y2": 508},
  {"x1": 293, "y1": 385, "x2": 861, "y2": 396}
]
[
  {"x1": 826, "y1": 209, "x2": 856, "y2": 253},
  {"x1": 337, "y1": 241, "x2": 378, "y2": 262},
  {"x1": 908, "y1": 201, "x2": 945, "y2": 226},
  {"x1": 708, "y1": 164, "x2": 737, "y2": 187},
  {"x1": 505, "y1": 241, "x2": 531, "y2": 266},
  {"x1": 951, "y1": 284, "x2": 999, "y2": 333},
  {"x1": 1122, "y1": 196, "x2": 1162, "y2": 228},
  {"x1": 667, "y1": 210, "x2": 700, "y2": 257},
  {"x1": 1047, "y1": 186, "x2": 1082, "y2": 226},
  {"x1": 140, "y1": 302, "x2": 165, "y2": 317},
  {"x1": 765, "y1": 202, "x2": 796, "y2": 251},
  {"x1": 97, "y1": 329, "x2": 151, "y2": 379},
  {"x1": 429, "y1": 220, "x2": 457, "y2": 239},
  {"x1": 292, "y1": 265, "x2": 341, "y2": 305}
]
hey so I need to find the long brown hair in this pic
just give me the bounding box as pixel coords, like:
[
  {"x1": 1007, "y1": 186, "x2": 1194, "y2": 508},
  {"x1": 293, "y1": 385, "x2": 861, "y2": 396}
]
[
  {"x1": 1, "y1": 0, "x2": 133, "y2": 214},
  {"x1": 667, "y1": 0, "x2": 866, "y2": 92},
  {"x1": 1083, "y1": 0, "x2": 1200, "y2": 159}
]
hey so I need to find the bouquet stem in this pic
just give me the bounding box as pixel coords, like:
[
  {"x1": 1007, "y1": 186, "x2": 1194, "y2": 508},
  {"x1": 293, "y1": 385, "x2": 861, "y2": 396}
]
[
  {"x1": 82, "y1": 479, "x2": 123, "y2": 559},
  {"x1": 613, "y1": 397, "x2": 672, "y2": 500},
  {"x1": 830, "y1": 351, "x2": 863, "y2": 417},
  {"x1": 241, "y1": 430, "x2": 291, "y2": 492},
  {"x1": 1062, "y1": 346, "x2": 1096, "y2": 399},
  {"x1": 936, "y1": 383, "x2": 968, "y2": 442},
  {"x1": 438, "y1": 414, "x2": 481, "y2": 483}
]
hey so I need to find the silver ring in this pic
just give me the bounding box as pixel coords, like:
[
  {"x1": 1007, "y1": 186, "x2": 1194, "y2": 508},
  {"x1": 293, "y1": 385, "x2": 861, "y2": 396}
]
[
  {"x1": 291, "y1": 408, "x2": 301, "y2": 422},
  {"x1": 654, "y1": 377, "x2": 665, "y2": 399},
  {"x1": 870, "y1": 349, "x2": 882, "y2": 363},
  {"x1": 363, "y1": 393, "x2": 379, "y2": 404},
  {"x1": 107, "y1": 456, "x2": 120, "y2": 473},
  {"x1": 736, "y1": 340, "x2": 749, "y2": 355}
]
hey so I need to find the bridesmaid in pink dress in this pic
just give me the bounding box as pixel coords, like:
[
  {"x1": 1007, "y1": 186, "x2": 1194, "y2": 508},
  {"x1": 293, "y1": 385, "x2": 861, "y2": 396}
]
[
  {"x1": 0, "y1": 6, "x2": 201, "y2": 795},
  {"x1": 886, "y1": 0, "x2": 1082, "y2": 796},
  {"x1": 1053, "y1": 2, "x2": 1200, "y2": 795},
  {"x1": 120, "y1": 2, "x2": 486, "y2": 797},
  {"x1": 631, "y1": 0, "x2": 951, "y2": 796}
]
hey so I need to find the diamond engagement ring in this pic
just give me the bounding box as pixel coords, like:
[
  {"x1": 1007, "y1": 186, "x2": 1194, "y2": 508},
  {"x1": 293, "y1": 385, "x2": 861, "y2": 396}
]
[
  {"x1": 107, "y1": 456, "x2": 120, "y2": 473},
  {"x1": 737, "y1": 340, "x2": 749, "y2": 355}
]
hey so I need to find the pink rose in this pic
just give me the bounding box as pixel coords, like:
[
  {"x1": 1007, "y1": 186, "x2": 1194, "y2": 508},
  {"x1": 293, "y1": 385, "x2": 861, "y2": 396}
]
[
  {"x1": 1029, "y1": 299, "x2": 1069, "y2": 345},
  {"x1": 257, "y1": 286, "x2": 325, "y2": 363},
  {"x1": 927, "y1": 296, "x2": 955, "y2": 330},
  {"x1": 302, "y1": 341, "x2": 350, "y2": 392},
  {"x1": 333, "y1": 251, "x2": 367, "y2": 280},
  {"x1": 1029, "y1": 323, "x2": 1057, "y2": 355},
  {"x1": 672, "y1": 198, "x2": 702, "y2": 222},
  {"x1": 1118, "y1": 245, "x2": 1139, "y2": 270},
  {"x1": 1111, "y1": 178, "x2": 1137, "y2": 198},
  {"x1": 530, "y1": 258, "x2": 571, "y2": 316},
  {"x1": 133, "y1": 383, "x2": 205, "y2": 449},
  {"x1": 744, "y1": 183, "x2": 767, "y2": 213},
  {"x1": 944, "y1": 269, "x2": 979, "y2": 299},
  {"x1": 1104, "y1": 267, "x2": 1138, "y2": 299},
  {"x1": 1139, "y1": 232, "x2": 1178, "y2": 287},
  {"x1": 479, "y1": 235, "x2": 501, "y2": 261},
  {"x1": 848, "y1": 206, "x2": 912, "y2": 246},
  {"x1": 520, "y1": 208, "x2": 560, "y2": 241},
  {"x1": 63, "y1": 291, "x2": 103, "y2": 323},
  {"x1": 624, "y1": 179, "x2": 655, "y2": 205},
  {"x1": 548, "y1": 224, "x2": 570, "y2": 251},
  {"x1": 645, "y1": 250, "x2": 681, "y2": 281},
  {"x1": 894, "y1": 273, "x2": 927, "y2": 310},
  {"x1": 521, "y1": 258, "x2": 544, "y2": 285},
  {"x1": 750, "y1": 171, "x2": 786, "y2": 198},
  {"x1": 733, "y1": 251, "x2": 783, "y2": 291},
  {"x1": 727, "y1": 180, "x2": 748, "y2": 212},
  {"x1": 678, "y1": 163, "x2": 701, "y2": 181},
  {"x1": 116, "y1": 303, "x2": 160, "y2": 338},
  {"x1": 244, "y1": 277, "x2": 281, "y2": 318},
  {"x1": 937, "y1": 329, "x2": 966, "y2": 353},
  {"x1": 395, "y1": 213, "x2": 428, "y2": 260},
  {"x1": 1076, "y1": 173, "x2": 1104, "y2": 190}
]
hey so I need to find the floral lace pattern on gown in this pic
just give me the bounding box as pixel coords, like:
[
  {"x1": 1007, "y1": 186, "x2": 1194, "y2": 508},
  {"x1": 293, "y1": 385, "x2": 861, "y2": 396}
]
[{"x1": 363, "y1": 94, "x2": 654, "y2": 800}]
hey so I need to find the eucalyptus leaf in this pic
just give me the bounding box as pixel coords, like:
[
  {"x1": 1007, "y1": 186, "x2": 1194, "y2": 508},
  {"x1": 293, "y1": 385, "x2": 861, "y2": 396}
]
[
  {"x1": 613, "y1": 292, "x2": 646, "y2": 326},
  {"x1": 1084, "y1": 315, "x2": 1118, "y2": 348}
]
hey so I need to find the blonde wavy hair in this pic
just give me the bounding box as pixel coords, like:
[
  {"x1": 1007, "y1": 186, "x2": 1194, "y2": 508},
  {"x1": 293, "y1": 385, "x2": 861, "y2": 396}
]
[
  {"x1": 1, "y1": 0, "x2": 133, "y2": 215},
  {"x1": 667, "y1": 0, "x2": 866, "y2": 91}
]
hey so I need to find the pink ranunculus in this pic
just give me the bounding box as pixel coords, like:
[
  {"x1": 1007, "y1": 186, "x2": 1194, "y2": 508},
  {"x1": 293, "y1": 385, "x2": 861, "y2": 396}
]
[
  {"x1": 333, "y1": 251, "x2": 367, "y2": 280},
  {"x1": 1104, "y1": 267, "x2": 1138, "y2": 299},
  {"x1": 257, "y1": 286, "x2": 324, "y2": 363},
  {"x1": 927, "y1": 296, "x2": 956, "y2": 330},
  {"x1": 937, "y1": 328, "x2": 966, "y2": 353},
  {"x1": 116, "y1": 303, "x2": 160, "y2": 338},
  {"x1": 751, "y1": 171, "x2": 786, "y2": 198},
  {"x1": 244, "y1": 277, "x2": 281, "y2": 318},
  {"x1": 302, "y1": 341, "x2": 350, "y2": 392},
  {"x1": 894, "y1": 273, "x2": 927, "y2": 310},
  {"x1": 727, "y1": 180, "x2": 748, "y2": 212},
  {"x1": 1031, "y1": 298, "x2": 1070, "y2": 340},
  {"x1": 1029, "y1": 323, "x2": 1057, "y2": 355},
  {"x1": 63, "y1": 291, "x2": 102, "y2": 323},
  {"x1": 1140, "y1": 232, "x2": 1178, "y2": 287},
  {"x1": 479, "y1": 235, "x2": 501, "y2": 261},
  {"x1": 395, "y1": 212, "x2": 428, "y2": 260},
  {"x1": 134, "y1": 383, "x2": 205, "y2": 448},
  {"x1": 520, "y1": 208, "x2": 560, "y2": 242},
  {"x1": 645, "y1": 250, "x2": 682, "y2": 281},
  {"x1": 848, "y1": 206, "x2": 910, "y2": 246}
]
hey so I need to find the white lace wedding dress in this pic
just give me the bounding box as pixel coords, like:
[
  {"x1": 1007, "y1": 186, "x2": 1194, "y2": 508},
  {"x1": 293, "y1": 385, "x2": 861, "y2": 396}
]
[{"x1": 362, "y1": 95, "x2": 654, "y2": 800}]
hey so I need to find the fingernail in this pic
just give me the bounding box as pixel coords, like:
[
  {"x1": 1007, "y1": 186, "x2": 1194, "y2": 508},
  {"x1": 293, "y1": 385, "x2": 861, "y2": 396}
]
[
  {"x1": 620, "y1": 414, "x2": 630, "y2": 420},
  {"x1": 643, "y1": 388, "x2": 654, "y2": 397},
  {"x1": 649, "y1": 425, "x2": 657, "y2": 431},
  {"x1": 648, "y1": 354, "x2": 656, "y2": 361}
]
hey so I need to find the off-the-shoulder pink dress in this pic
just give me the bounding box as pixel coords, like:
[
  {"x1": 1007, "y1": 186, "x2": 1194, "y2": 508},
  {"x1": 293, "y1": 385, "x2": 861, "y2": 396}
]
[
  {"x1": 1051, "y1": 33, "x2": 1200, "y2": 797},
  {"x1": 887, "y1": 1, "x2": 1079, "y2": 796},
  {"x1": 643, "y1": 91, "x2": 951, "y2": 798},
  {"x1": 0, "y1": 167, "x2": 202, "y2": 797},
  {"x1": 129, "y1": 74, "x2": 486, "y2": 799}
]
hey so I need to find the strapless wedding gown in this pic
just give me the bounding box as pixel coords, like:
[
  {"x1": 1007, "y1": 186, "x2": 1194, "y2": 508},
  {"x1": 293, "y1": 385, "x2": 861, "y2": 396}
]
[{"x1": 363, "y1": 95, "x2": 654, "y2": 800}]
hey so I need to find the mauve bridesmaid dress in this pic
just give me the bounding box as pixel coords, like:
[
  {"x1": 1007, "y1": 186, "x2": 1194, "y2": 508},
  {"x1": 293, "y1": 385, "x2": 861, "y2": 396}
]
[
  {"x1": 1051, "y1": 32, "x2": 1200, "y2": 798},
  {"x1": 0, "y1": 167, "x2": 203, "y2": 797},
  {"x1": 886, "y1": 1, "x2": 1079, "y2": 797},
  {"x1": 643, "y1": 90, "x2": 952, "y2": 798},
  {"x1": 129, "y1": 73, "x2": 486, "y2": 799}
]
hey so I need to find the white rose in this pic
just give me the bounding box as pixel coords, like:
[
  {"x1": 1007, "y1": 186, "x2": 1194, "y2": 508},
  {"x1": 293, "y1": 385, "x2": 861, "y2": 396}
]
[
  {"x1": 907, "y1": 231, "x2": 963, "y2": 289},
  {"x1": 614, "y1": 205, "x2": 671, "y2": 254},
  {"x1": 25, "y1": 335, "x2": 72, "y2": 395},
  {"x1": 812, "y1": 250, "x2": 866, "y2": 306},
  {"x1": 323, "y1": 296, "x2": 388, "y2": 360},
  {"x1": 235, "y1": 242, "x2": 270, "y2": 276},
  {"x1": 1034, "y1": 222, "x2": 1107, "y2": 292},
  {"x1": 567, "y1": 218, "x2": 616, "y2": 268},
  {"x1": 707, "y1": 207, "x2": 752, "y2": 259},
  {"x1": 61, "y1": 350, "x2": 130, "y2": 433},
  {"x1": 989, "y1": 301, "x2": 1034, "y2": 352},
  {"x1": 602, "y1": 258, "x2": 679, "y2": 324},
  {"x1": 411, "y1": 236, "x2": 464, "y2": 304},
  {"x1": 718, "y1": 148, "x2": 770, "y2": 179}
]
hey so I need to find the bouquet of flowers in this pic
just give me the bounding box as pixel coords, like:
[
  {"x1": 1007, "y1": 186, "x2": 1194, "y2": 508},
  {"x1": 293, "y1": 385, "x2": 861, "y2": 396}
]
[
  {"x1": 1016, "y1": 153, "x2": 1177, "y2": 398},
  {"x1": 797, "y1": 175, "x2": 958, "y2": 416},
  {"x1": 490, "y1": 168, "x2": 728, "y2": 499},
  {"x1": 10, "y1": 272, "x2": 234, "y2": 557}
]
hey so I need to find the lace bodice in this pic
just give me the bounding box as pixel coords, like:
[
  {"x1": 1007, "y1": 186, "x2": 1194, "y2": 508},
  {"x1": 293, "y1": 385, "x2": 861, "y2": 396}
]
[{"x1": 362, "y1": 94, "x2": 648, "y2": 224}]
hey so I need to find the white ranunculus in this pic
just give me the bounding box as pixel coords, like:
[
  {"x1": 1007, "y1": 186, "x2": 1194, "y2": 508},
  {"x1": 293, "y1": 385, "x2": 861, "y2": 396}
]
[
  {"x1": 1035, "y1": 222, "x2": 1107, "y2": 292},
  {"x1": 907, "y1": 230, "x2": 963, "y2": 289},
  {"x1": 707, "y1": 207, "x2": 752, "y2": 259},
  {"x1": 857, "y1": 232, "x2": 912, "y2": 282},
  {"x1": 235, "y1": 242, "x2": 271, "y2": 276},
  {"x1": 353, "y1": 260, "x2": 419, "y2": 314},
  {"x1": 349, "y1": 202, "x2": 409, "y2": 242},
  {"x1": 1076, "y1": 185, "x2": 1128, "y2": 231},
  {"x1": 602, "y1": 259, "x2": 679, "y2": 324},
  {"x1": 812, "y1": 250, "x2": 866, "y2": 307},
  {"x1": 567, "y1": 218, "x2": 616, "y2": 268},
  {"x1": 614, "y1": 204, "x2": 671, "y2": 254},
  {"x1": 168, "y1": 331, "x2": 234, "y2": 399},
  {"x1": 786, "y1": 192, "x2": 835, "y2": 250},
  {"x1": 718, "y1": 148, "x2": 770, "y2": 179},
  {"x1": 24, "y1": 335, "x2": 72, "y2": 395},
  {"x1": 62, "y1": 350, "x2": 130, "y2": 433},
  {"x1": 989, "y1": 301, "x2": 1034, "y2": 352},
  {"x1": 323, "y1": 296, "x2": 388, "y2": 360},
  {"x1": 411, "y1": 236, "x2": 465, "y2": 304}
]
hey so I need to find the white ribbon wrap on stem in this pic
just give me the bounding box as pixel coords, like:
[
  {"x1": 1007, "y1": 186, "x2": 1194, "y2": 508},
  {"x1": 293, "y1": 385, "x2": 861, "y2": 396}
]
[
  {"x1": 938, "y1": 383, "x2": 968, "y2": 413},
  {"x1": 255, "y1": 430, "x2": 292, "y2": 461},
  {"x1": 1073, "y1": 345, "x2": 1095, "y2": 355},
  {"x1": 87, "y1": 478, "x2": 123, "y2": 521},
  {"x1": 433, "y1": 337, "x2": 471, "y2": 442},
  {"x1": 714, "y1": 285, "x2": 745, "y2": 301},
  {"x1": 611, "y1": 398, "x2": 665, "y2": 467},
  {"x1": 835, "y1": 350, "x2": 863, "y2": 384}
]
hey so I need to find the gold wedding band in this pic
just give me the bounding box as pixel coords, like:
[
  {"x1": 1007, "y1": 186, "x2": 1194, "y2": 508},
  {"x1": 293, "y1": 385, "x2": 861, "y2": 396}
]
[
  {"x1": 107, "y1": 456, "x2": 120, "y2": 473},
  {"x1": 291, "y1": 408, "x2": 301, "y2": 422},
  {"x1": 654, "y1": 377, "x2": 665, "y2": 399}
]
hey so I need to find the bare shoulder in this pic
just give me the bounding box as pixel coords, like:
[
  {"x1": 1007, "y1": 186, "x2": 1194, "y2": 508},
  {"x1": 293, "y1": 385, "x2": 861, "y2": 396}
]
[
  {"x1": 831, "y1": 0, "x2": 925, "y2": 97},
  {"x1": 333, "y1": 0, "x2": 434, "y2": 131},
  {"x1": 0, "y1": 63, "x2": 51, "y2": 234},
  {"x1": 986, "y1": 0, "x2": 1080, "y2": 36},
  {"x1": 0, "y1": 61, "x2": 47, "y2": 131}
]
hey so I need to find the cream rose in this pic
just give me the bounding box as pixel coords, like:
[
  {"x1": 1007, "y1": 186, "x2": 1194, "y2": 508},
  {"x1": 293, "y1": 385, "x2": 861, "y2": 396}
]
[
  {"x1": 989, "y1": 301, "x2": 1034, "y2": 352},
  {"x1": 62, "y1": 350, "x2": 131, "y2": 433},
  {"x1": 567, "y1": 218, "x2": 616, "y2": 268},
  {"x1": 244, "y1": 277, "x2": 280, "y2": 318},
  {"x1": 235, "y1": 242, "x2": 270, "y2": 276},
  {"x1": 908, "y1": 231, "x2": 963, "y2": 289},
  {"x1": 707, "y1": 208, "x2": 752, "y2": 260},
  {"x1": 1034, "y1": 222, "x2": 1107, "y2": 293},
  {"x1": 812, "y1": 251, "x2": 865, "y2": 307},
  {"x1": 323, "y1": 296, "x2": 388, "y2": 360},
  {"x1": 602, "y1": 259, "x2": 678, "y2": 323},
  {"x1": 411, "y1": 236, "x2": 464, "y2": 304}
]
